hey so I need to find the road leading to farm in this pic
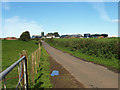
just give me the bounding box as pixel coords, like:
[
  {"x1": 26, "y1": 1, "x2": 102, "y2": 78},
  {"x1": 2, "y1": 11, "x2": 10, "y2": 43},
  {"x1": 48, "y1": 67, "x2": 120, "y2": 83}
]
[{"x1": 41, "y1": 41, "x2": 118, "y2": 88}]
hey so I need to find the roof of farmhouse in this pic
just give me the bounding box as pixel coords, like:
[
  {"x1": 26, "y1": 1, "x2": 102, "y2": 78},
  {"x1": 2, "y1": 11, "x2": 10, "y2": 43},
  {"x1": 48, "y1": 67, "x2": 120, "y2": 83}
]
[{"x1": 32, "y1": 35, "x2": 41, "y2": 36}]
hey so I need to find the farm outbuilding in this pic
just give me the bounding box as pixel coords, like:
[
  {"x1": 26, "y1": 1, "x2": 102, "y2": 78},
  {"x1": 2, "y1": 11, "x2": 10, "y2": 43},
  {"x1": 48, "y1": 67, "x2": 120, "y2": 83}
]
[
  {"x1": 61, "y1": 34, "x2": 83, "y2": 38},
  {"x1": 5, "y1": 37, "x2": 17, "y2": 40},
  {"x1": 32, "y1": 35, "x2": 42, "y2": 39},
  {"x1": 84, "y1": 33, "x2": 91, "y2": 38},
  {"x1": 84, "y1": 33, "x2": 108, "y2": 38},
  {"x1": 90, "y1": 34, "x2": 108, "y2": 38}
]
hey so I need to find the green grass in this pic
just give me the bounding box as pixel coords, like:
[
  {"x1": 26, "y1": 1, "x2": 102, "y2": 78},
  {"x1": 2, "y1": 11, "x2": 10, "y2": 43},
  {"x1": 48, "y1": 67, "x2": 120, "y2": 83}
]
[
  {"x1": 2, "y1": 40, "x2": 38, "y2": 88},
  {"x1": 45, "y1": 38, "x2": 119, "y2": 70},
  {"x1": 33, "y1": 46, "x2": 52, "y2": 88}
]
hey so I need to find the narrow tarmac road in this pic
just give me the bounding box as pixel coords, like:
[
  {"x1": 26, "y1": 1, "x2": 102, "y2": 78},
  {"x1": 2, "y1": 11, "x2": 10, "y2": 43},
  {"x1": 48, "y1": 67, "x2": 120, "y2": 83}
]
[{"x1": 42, "y1": 41, "x2": 118, "y2": 88}]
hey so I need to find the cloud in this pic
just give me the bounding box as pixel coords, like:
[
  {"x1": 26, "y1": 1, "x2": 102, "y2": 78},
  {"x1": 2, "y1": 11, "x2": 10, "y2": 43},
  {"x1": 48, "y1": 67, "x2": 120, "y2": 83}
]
[
  {"x1": 2, "y1": 2, "x2": 10, "y2": 10},
  {"x1": 92, "y1": 2, "x2": 111, "y2": 22},
  {"x1": 111, "y1": 19, "x2": 120, "y2": 23},
  {"x1": 2, "y1": 16, "x2": 44, "y2": 38},
  {"x1": 91, "y1": 2, "x2": 119, "y2": 23}
]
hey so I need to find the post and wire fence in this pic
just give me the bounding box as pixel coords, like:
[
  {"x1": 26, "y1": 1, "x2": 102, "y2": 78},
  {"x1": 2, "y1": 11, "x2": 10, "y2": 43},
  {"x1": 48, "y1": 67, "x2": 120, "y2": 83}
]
[
  {"x1": 27, "y1": 43, "x2": 41, "y2": 87},
  {"x1": 0, "y1": 43, "x2": 41, "y2": 89}
]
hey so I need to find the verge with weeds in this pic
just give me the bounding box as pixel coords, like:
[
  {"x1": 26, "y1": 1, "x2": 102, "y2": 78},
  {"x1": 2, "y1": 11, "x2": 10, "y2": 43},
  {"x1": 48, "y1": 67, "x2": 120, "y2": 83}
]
[{"x1": 32, "y1": 46, "x2": 52, "y2": 88}]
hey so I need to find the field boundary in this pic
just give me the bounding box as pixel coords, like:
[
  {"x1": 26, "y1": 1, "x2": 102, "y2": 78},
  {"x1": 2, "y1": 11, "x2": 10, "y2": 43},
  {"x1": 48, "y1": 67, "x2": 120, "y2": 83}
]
[{"x1": 27, "y1": 43, "x2": 41, "y2": 87}]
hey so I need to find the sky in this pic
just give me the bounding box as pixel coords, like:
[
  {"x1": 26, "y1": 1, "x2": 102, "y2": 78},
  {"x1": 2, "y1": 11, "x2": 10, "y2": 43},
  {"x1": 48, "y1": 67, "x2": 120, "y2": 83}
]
[{"x1": 1, "y1": 2, "x2": 119, "y2": 38}]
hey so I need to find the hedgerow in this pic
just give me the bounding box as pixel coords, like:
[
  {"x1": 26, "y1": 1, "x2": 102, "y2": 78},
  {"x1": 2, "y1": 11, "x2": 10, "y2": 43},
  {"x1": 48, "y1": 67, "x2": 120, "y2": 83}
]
[{"x1": 45, "y1": 38, "x2": 119, "y2": 60}]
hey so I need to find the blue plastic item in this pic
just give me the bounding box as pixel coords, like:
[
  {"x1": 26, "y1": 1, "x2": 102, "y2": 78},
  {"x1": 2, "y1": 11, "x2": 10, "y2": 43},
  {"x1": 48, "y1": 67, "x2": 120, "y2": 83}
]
[{"x1": 51, "y1": 70, "x2": 59, "y2": 76}]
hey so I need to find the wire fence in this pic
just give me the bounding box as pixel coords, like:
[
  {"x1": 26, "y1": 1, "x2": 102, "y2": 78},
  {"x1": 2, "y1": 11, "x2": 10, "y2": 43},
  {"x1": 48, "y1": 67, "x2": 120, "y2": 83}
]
[{"x1": 27, "y1": 43, "x2": 41, "y2": 87}]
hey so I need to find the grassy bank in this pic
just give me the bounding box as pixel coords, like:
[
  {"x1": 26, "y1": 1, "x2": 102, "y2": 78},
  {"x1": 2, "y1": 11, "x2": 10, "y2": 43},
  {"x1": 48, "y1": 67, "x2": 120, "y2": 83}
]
[
  {"x1": 2, "y1": 40, "x2": 38, "y2": 88},
  {"x1": 45, "y1": 38, "x2": 119, "y2": 70},
  {"x1": 32, "y1": 46, "x2": 52, "y2": 88}
]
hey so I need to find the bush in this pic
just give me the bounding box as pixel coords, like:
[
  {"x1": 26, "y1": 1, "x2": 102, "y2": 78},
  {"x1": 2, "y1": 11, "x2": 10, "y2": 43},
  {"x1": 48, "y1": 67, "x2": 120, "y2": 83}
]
[{"x1": 19, "y1": 31, "x2": 30, "y2": 41}]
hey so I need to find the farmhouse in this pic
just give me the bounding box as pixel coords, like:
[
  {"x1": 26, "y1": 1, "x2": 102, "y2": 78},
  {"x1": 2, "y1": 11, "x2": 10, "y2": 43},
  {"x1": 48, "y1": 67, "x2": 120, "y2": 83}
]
[
  {"x1": 46, "y1": 33, "x2": 60, "y2": 38},
  {"x1": 46, "y1": 35, "x2": 55, "y2": 38},
  {"x1": 0, "y1": 38, "x2": 5, "y2": 40},
  {"x1": 5, "y1": 37, "x2": 17, "y2": 40}
]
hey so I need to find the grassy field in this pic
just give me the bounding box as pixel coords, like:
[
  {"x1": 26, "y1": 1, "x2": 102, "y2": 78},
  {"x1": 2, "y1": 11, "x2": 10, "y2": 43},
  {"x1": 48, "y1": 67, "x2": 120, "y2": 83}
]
[
  {"x1": 2, "y1": 40, "x2": 38, "y2": 88},
  {"x1": 45, "y1": 38, "x2": 119, "y2": 70}
]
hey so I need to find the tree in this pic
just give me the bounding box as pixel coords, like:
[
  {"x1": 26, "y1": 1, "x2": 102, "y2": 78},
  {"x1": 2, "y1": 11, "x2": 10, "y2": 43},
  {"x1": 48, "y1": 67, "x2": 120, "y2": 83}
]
[
  {"x1": 54, "y1": 32, "x2": 60, "y2": 37},
  {"x1": 47, "y1": 33, "x2": 54, "y2": 36},
  {"x1": 19, "y1": 31, "x2": 30, "y2": 41}
]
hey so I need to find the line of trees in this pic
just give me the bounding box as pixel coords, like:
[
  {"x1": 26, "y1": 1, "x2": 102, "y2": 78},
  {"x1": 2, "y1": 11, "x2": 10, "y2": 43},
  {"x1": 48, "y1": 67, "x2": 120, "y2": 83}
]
[{"x1": 46, "y1": 32, "x2": 60, "y2": 37}]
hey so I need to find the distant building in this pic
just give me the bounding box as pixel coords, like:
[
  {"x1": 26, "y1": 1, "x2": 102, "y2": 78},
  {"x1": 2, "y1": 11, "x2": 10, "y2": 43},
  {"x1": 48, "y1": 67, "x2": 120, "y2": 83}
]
[
  {"x1": 60, "y1": 35, "x2": 68, "y2": 38},
  {"x1": 90, "y1": 34, "x2": 108, "y2": 38},
  {"x1": 84, "y1": 33, "x2": 91, "y2": 38},
  {"x1": 0, "y1": 38, "x2": 5, "y2": 40},
  {"x1": 71, "y1": 34, "x2": 83, "y2": 38},
  {"x1": 46, "y1": 35, "x2": 55, "y2": 38},
  {"x1": 83, "y1": 33, "x2": 108, "y2": 38},
  {"x1": 5, "y1": 37, "x2": 17, "y2": 40},
  {"x1": 60, "y1": 34, "x2": 83, "y2": 38},
  {"x1": 112, "y1": 36, "x2": 117, "y2": 38},
  {"x1": 101, "y1": 34, "x2": 108, "y2": 37},
  {"x1": 54, "y1": 37, "x2": 60, "y2": 38},
  {"x1": 32, "y1": 35, "x2": 42, "y2": 38}
]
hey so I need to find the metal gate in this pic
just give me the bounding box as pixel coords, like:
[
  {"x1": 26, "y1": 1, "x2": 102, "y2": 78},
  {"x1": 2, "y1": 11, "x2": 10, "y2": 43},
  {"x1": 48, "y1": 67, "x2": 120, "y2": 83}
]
[{"x1": 0, "y1": 55, "x2": 28, "y2": 89}]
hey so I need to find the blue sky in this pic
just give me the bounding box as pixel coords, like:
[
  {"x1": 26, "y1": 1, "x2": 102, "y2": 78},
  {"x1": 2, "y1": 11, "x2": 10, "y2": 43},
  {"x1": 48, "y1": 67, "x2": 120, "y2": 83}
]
[{"x1": 1, "y1": 2, "x2": 119, "y2": 38}]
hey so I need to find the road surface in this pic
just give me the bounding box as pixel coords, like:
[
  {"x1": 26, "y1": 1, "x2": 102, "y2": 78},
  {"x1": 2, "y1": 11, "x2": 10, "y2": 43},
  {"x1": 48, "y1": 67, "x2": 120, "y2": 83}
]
[{"x1": 42, "y1": 41, "x2": 118, "y2": 88}]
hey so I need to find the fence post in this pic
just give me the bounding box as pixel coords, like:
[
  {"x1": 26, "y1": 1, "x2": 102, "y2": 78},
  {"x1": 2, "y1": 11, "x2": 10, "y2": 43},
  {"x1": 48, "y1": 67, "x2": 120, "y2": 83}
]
[
  {"x1": 31, "y1": 53, "x2": 35, "y2": 85},
  {"x1": 21, "y1": 50, "x2": 28, "y2": 89},
  {"x1": 34, "y1": 51, "x2": 37, "y2": 74},
  {"x1": 4, "y1": 77, "x2": 6, "y2": 89},
  {"x1": 38, "y1": 43, "x2": 41, "y2": 67}
]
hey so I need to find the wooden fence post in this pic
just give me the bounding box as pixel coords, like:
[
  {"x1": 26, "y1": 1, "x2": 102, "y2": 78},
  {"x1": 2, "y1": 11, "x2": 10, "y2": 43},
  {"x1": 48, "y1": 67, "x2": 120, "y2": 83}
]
[
  {"x1": 37, "y1": 48, "x2": 40, "y2": 68},
  {"x1": 21, "y1": 50, "x2": 28, "y2": 89},
  {"x1": 38, "y1": 43, "x2": 41, "y2": 66},
  {"x1": 31, "y1": 53, "x2": 35, "y2": 84},
  {"x1": 34, "y1": 51, "x2": 37, "y2": 74},
  {"x1": 29, "y1": 43, "x2": 41, "y2": 86},
  {"x1": 20, "y1": 53, "x2": 24, "y2": 88}
]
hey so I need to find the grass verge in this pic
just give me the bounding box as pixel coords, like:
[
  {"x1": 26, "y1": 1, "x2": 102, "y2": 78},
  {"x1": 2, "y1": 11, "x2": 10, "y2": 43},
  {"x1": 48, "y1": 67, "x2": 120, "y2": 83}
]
[{"x1": 32, "y1": 46, "x2": 52, "y2": 88}]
